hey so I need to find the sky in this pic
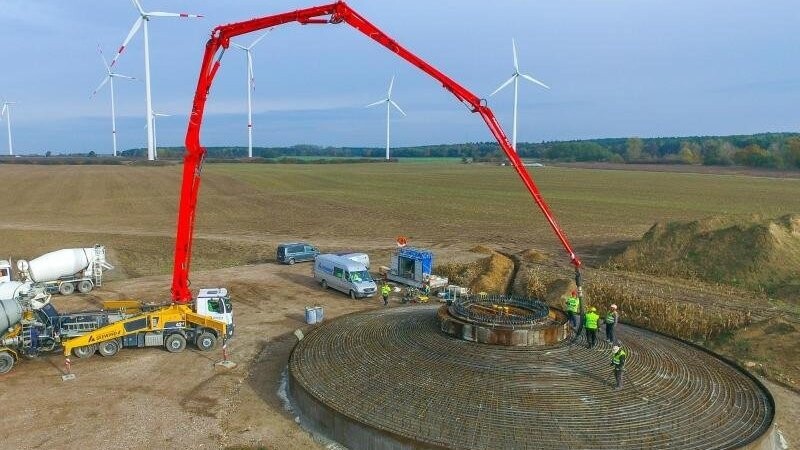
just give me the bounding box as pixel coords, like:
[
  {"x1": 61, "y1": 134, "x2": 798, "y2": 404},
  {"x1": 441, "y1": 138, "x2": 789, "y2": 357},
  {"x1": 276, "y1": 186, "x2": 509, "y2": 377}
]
[{"x1": 0, "y1": 0, "x2": 798, "y2": 154}]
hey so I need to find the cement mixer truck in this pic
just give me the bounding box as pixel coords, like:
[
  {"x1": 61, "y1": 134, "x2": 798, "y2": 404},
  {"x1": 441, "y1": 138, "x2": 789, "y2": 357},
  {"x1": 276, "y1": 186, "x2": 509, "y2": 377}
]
[{"x1": 11, "y1": 245, "x2": 114, "y2": 295}]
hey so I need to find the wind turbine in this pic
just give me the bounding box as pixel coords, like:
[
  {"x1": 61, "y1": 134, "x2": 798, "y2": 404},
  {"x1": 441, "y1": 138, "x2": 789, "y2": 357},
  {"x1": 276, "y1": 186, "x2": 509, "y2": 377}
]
[
  {"x1": 1, "y1": 101, "x2": 15, "y2": 156},
  {"x1": 232, "y1": 30, "x2": 271, "y2": 158},
  {"x1": 109, "y1": 0, "x2": 201, "y2": 161},
  {"x1": 90, "y1": 46, "x2": 136, "y2": 157},
  {"x1": 366, "y1": 76, "x2": 406, "y2": 160},
  {"x1": 149, "y1": 111, "x2": 171, "y2": 160},
  {"x1": 490, "y1": 38, "x2": 550, "y2": 152}
]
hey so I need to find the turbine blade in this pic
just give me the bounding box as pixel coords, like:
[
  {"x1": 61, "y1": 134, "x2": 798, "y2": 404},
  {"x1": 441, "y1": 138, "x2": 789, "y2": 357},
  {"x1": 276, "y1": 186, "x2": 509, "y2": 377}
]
[
  {"x1": 131, "y1": 0, "x2": 145, "y2": 15},
  {"x1": 388, "y1": 76, "x2": 395, "y2": 98},
  {"x1": 98, "y1": 45, "x2": 111, "y2": 72},
  {"x1": 148, "y1": 11, "x2": 203, "y2": 18},
  {"x1": 366, "y1": 99, "x2": 386, "y2": 108},
  {"x1": 512, "y1": 38, "x2": 519, "y2": 72},
  {"x1": 248, "y1": 55, "x2": 255, "y2": 90},
  {"x1": 154, "y1": 113, "x2": 171, "y2": 117},
  {"x1": 112, "y1": 73, "x2": 137, "y2": 80},
  {"x1": 520, "y1": 73, "x2": 550, "y2": 89},
  {"x1": 489, "y1": 75, "x2": 516, "y2": 97},
  {"x1": 231, "y1": 42, "x2": 247, "y2": 50},
  {"x1": 110, "y1": 16, "x2": 143, "y2": 68},
  {"x1": 250, "y1": 29, "x2": 271, "y2": 48},
  {"x1": 390, "y1": 100, "x2": 407, "y2": 116},
  {"x1": 90, "y1": 76, "x2": 110, "y2": 99}
]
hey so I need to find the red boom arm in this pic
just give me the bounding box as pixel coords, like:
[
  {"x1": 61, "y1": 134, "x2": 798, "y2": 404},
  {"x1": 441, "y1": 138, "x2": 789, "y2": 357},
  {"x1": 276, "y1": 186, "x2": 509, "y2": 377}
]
[{"x1": 172, "y1": 1, "x2": 581, "y2": 303}]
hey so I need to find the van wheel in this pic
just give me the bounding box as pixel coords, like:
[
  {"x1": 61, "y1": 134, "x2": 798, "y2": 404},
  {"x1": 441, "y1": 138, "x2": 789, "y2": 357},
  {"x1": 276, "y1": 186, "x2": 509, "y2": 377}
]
[
  {"x1": 288, "y1": 258, "x2": 296, "y2": 265},
  {"x1": 165, "y1": 334, "x2": 187, "y2": 353},
  {"x1": 77, "y1": 280, "x2": 93, "y2": 294},
  {"x1": 321, "y1": 280, "x2": 327, "y2": 290},
  {"x1": 59, "y1": 282, "x2": 75, "y2": 296},
  {"x1": 350, "y1": 290, "x2": 357, "y2": 300}
]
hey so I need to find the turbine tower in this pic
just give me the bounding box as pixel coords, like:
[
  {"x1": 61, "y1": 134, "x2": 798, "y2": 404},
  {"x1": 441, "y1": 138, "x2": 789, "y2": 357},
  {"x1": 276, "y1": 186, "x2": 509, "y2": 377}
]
[
  {"x1": 490, "y1": 38, "x2": 550, "y2": 152},
  {"x1": 232, "y1": 31, "x2": 271, "y2": 159},
  {"x1": 109, "y1": 0, "x2": 201, "y2": 161},
  {"x1": 366, "y1": 76, "x2": 406, "y2": 160},
  {"x1": 1, "y1": 101, "x2": 15, "y2": 156},
  {"x1": 150, "y1": 111, "x2": 171, "y2": 160},
  {"x1": 90, "y1": 46, "x2": 136, "y2": 157}
]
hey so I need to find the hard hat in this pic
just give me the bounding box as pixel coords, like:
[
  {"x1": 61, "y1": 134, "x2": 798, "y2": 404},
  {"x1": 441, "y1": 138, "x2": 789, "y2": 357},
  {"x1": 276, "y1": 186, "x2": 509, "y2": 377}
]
[
  {"x1": 571, "y1": 290, "x2": 577, "y2": 296},
  {"x1": 611, "y1": 304, "x2": 618, "y2": 309},
  {"x1": 590, "y1": 306, "x2": 597, "y2": 312},
  {"x1": 612, "y1": 345, "x2": 620, "y2": 353}
]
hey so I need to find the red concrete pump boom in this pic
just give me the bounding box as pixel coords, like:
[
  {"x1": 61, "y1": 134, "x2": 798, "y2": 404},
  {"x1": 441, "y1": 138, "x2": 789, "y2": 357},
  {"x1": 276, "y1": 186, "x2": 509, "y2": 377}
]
[{"x1": 172, "y1": 1, "x2": 582, "y2": 304}]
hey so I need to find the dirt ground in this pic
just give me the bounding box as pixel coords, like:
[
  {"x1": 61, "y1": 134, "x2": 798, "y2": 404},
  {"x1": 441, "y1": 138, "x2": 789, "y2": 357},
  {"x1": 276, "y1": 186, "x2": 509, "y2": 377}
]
[{"x1": 1, "y1": 163, "x2": 798, "y2": 449}]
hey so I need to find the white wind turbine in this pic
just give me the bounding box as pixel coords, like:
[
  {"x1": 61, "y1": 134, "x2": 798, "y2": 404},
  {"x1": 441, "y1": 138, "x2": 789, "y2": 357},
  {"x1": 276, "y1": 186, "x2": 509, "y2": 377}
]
[
  {"x1": 366, "y1": 76, "x2": 406, "y2": 160},
  {"x1": 1, "y1": 101, "x2": 15, "y2": 156},
  {"x1": 232, "y1": 31, "x2": 271, "y2": 158},
  {"x1": 109, "y1": 0, "x2": 201, "y2": 161},
  {"x1": 90, "y1": 46, "x2": 136, "y2": 157},
  {"x1": 490, "y1": 38, "x2": 550, "y2": 152},
  {"x1": 149, "y1": 111, "x2": 171, "y2": 160}
]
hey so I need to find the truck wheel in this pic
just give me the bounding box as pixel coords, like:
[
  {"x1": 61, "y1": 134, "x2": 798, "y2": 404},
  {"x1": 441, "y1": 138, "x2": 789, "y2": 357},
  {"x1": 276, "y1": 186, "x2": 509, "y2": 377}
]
[
  {"x1": 0, "y1": 351, "x2": 14, "y2": 374},
  {"x1": 350, "y1": 290, "x2": 357, "y2": 300},
  {"x1": 195, "y1": 332, "x2": 217, "y2": 351},
  {"x1": 165, "y1": 334, "x2": 187, "y2": 353},
  {"x1": 73, "y1": 344, "x2": 97, "y2": 358},
  {"x1": 321, "y1": 280, "x2": 327, "y2": 290},
  {"x1": 288, "y1": 258, "x2": 296, "y2": 265},
  {"x1": 98, "y1": 339, "x2": 121, "y2": 357},
  {"x1": 59, "y1": 282, "x2": 75, "y2": 296},
  {"x1": 77, "y1": 280, "x2": 93, "y2": 294}
]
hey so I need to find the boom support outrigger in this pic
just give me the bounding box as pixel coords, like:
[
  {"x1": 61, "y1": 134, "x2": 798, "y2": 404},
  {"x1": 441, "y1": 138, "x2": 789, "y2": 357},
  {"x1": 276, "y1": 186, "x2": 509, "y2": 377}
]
[{"x1": 172, "y1": 1, "x2": 583, "y2": 305}]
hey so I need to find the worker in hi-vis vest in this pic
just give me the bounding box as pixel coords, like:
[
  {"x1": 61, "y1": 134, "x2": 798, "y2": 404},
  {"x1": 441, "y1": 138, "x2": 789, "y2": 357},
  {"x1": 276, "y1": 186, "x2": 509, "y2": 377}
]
[
  {"x1": 381, "y1": 283, "x2": 392, "y2": 306},
  {"x1": 584, "y1": 307, "x2": 600, "y2": 348},
  {"x1": 605, "y1": 304, "x2": 619, "y2": 344},
  {"x1": 565, "y1": 290, "x2": 580, "y2": 329},
  {"x1": 611, "y1": 345, "x2": 627, "y2": 389}
]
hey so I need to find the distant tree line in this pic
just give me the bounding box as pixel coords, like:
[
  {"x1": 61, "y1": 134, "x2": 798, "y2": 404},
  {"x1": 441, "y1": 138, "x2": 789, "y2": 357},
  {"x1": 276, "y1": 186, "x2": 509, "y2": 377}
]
[{"x1": 113, "y1": 132, "x2": 800, "y2": 170}]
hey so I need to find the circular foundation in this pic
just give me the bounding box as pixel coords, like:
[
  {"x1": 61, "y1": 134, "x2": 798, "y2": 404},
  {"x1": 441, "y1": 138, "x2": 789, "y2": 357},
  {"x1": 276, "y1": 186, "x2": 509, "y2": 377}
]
[
  {"x1": 288, "y1": 305, "x2": 774, "y2": 450},
  {"x1": 438, "y1": 295, "x2": 569, "y2": 346}
]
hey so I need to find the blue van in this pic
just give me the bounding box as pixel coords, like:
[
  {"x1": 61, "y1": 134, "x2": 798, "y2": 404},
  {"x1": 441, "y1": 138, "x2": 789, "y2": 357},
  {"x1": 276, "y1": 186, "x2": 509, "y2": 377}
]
[{"x1": 276, "y1": 242, "x2": 319, "y2": 265}]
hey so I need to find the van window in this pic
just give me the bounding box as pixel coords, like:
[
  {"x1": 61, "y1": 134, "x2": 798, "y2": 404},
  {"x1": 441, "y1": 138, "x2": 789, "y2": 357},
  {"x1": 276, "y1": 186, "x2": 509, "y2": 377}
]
[
  {"x1": 334, "y1": 267, "x2": 344, "y2": 279},
  {"x1": 289, "y1": 245, "x2": 304, "y2": 253},
  {"x1": 305, "y1": 246, "x2": 315, "y2": 253}
]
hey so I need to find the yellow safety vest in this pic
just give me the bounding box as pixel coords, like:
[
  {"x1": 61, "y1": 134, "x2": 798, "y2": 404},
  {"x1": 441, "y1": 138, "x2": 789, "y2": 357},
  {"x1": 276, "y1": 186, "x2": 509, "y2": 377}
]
[{"x1": 584, "y1": 312, "x2": 600, "y2": 330}]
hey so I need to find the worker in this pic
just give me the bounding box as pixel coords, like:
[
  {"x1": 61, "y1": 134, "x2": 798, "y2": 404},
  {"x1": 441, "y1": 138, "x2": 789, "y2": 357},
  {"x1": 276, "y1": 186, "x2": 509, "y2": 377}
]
[
  {"x1": 564, "y1": 290, "x2": 580, "y2": 329},
  {"x1": 381, "y1": 282, "x2": 392, "y2": 306},
  {"x1": 610, "y1": 345, "x2": 627, "y2": 389},
  {"x1": 605, "y1": 304, "x2": 619, "y2": 344},
  {"x1": 584, "y1": 306, "x2": 600, "y2": 348}
]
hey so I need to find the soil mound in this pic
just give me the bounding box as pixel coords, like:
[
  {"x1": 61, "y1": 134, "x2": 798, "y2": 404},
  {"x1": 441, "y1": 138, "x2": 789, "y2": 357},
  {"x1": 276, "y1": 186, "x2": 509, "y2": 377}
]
[
  {"x1": 520, "y1": 248, "x2": 549, "y2": 263},
  {"x1": 469, "y1": 244, "x2": 495, "y2": 254},
  {"x1": 609, "y1": 214, "x2": 800, "y2": 299},
  {"x1": 436, "y1": 251, "x2": 514, "y2": 295}
]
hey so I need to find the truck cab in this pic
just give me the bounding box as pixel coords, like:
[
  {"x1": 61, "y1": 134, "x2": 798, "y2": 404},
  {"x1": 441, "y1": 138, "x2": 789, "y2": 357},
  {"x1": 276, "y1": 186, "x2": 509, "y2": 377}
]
[{"x1": 195, "y1": 288, "x2": 234, "y2": 337}]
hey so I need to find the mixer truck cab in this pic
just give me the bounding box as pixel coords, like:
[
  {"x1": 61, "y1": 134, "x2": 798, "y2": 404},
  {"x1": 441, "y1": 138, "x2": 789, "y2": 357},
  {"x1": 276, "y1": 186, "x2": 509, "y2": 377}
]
[
  {"x1": 0, "y1": 260, "x2": 11, "y2": 283},
  {"x1": 314, "y1": 254, "x2": 377, "y2": 299}
]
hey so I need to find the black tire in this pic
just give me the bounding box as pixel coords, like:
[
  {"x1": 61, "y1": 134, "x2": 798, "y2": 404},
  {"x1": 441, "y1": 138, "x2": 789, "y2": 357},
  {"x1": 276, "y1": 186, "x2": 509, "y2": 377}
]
[
  {"x1": 165, "y1": 334, "x2": 187, "y2": 353},
  {"x1": 77, "y1": 280, "x2": 93, "y2": 294},
  {"x1": 59, "y1": 282, "x2": 75, "y2": 296},
  {"x1": 98, "y1": 339, "x2": 120, "y2": 357},
  {"x1": 195, "y1": 332, "x2": 217, "y2": 351},
  {"x1": 0, "y1": 351, "x2": 14, "y2": 374},
  {"x1": 288, "y1": 258, "x2": 296, "y2": 265},
  {"x1": 321, "y1": 279, "x2": 328, "y2": 290},
  {"x1": 350, "y1": 290, "x2": 357, "y2": 300},
  {"x1": 73, "y1": 344, "x2": 97, "y2": 358}
]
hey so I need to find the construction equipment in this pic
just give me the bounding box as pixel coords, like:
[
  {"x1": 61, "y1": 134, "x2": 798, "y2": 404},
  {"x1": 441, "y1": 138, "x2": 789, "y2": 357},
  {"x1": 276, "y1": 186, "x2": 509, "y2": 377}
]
[
  {"x1": 5, "y1": 245, "x2": 114, "y2": 295},
  {"x1": 173, "y1": 1, "x2": 582, "y2": 311},
  {"x1": 386, "y1": 247, "x2": 447, "y2": 290},
  {"x1": 0, "y1": 287, "x2": 232, "y2": 374}
]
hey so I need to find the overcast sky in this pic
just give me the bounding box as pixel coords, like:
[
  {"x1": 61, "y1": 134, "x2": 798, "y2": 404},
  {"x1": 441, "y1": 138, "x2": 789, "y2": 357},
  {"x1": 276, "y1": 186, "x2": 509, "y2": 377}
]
[{"x1": 0, "y1": 0, "x2": 798, "y2": 154}]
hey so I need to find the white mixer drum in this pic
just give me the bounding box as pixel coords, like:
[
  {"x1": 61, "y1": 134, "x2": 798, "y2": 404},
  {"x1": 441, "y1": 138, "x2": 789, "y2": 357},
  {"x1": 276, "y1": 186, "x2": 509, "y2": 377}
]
[
  {"x1": 0, "y1": 296, "x2": 23, "y2": 331},
  {"x1": 25, "y1": 248, "x2": 92, "y2": 283}
]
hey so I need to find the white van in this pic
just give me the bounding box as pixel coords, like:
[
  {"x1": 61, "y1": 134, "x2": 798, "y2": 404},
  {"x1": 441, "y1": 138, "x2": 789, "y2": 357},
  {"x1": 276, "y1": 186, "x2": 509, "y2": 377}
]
[
  {"x1": 336, "y1": 252, "x2": 370, "y2": 269},
  {"x1": 314, "y1": 254, "x2": 377, "y2": 299}
]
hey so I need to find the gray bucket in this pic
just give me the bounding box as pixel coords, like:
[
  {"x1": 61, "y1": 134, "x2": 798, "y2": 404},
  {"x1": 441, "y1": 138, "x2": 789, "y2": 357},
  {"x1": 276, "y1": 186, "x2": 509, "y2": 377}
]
[
  {"x1": 305, "y1": 306, "x2": 318, "y2": 325},
  {"x1": 315, "y1": 306, "x2": 324, "y2": 323}
]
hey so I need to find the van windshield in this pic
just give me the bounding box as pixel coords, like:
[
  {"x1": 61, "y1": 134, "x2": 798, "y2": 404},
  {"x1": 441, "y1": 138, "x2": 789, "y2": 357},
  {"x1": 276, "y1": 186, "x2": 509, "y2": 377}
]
[{"x1": 348, "y1": 270, "x2": 373, "y2": 283}]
